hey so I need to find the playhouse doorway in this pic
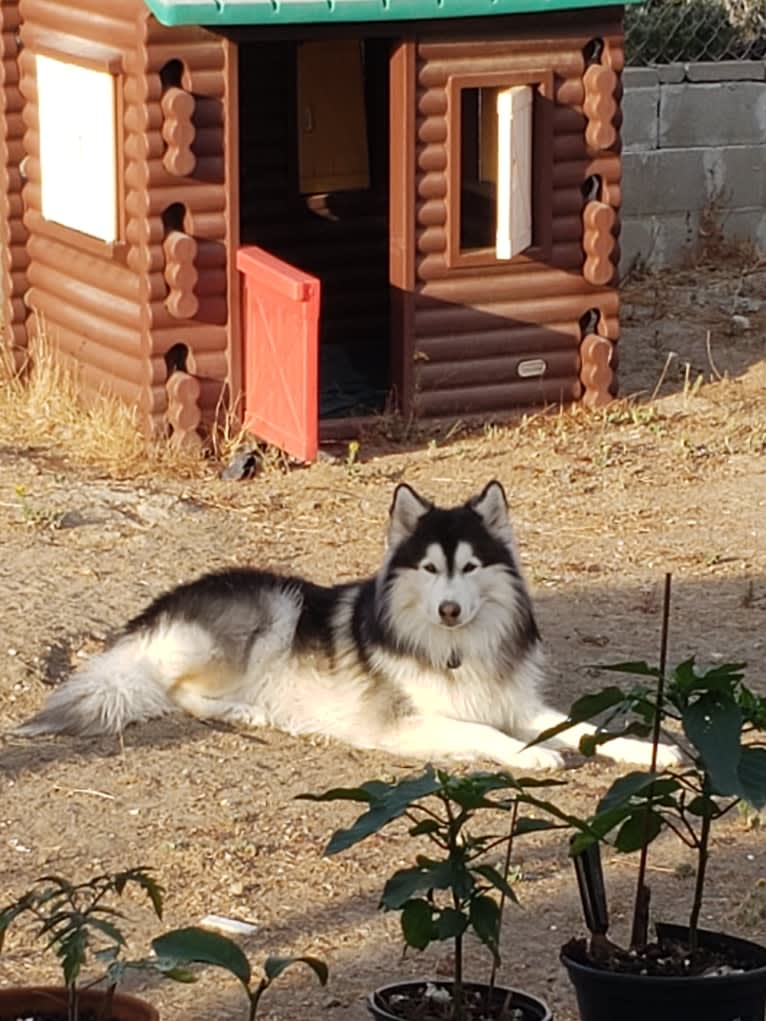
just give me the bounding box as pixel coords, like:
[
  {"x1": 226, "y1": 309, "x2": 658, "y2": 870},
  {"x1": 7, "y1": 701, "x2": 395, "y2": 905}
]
[{"x1": 237, "y1": 36, "x2": 392, "y2": 437}]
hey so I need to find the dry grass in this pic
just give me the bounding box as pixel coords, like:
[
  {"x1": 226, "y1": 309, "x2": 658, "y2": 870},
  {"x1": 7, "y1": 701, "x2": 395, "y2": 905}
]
[{"x1": 0, "y1": 322, "x2": 254, "y2": 480}]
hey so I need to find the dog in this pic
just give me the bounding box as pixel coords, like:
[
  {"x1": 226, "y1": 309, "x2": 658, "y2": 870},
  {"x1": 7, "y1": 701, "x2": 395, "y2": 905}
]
[{"x1": 15, "y1": 480, "x2": 679, "y2": 771}]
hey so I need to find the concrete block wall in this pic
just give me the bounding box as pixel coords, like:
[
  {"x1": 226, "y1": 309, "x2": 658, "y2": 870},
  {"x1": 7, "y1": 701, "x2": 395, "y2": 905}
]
[{"x1": 621, "y1": 62, "x2": 766, "y2": 271}]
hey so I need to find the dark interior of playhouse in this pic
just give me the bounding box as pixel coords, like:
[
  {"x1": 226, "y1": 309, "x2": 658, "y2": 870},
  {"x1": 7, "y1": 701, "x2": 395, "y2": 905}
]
[
  {"x1": 237, "y1": 34, "x2": 527, "y2": 420},
  {"x1": 238, "y1": 36, "x2": 393, "y2": 419}
]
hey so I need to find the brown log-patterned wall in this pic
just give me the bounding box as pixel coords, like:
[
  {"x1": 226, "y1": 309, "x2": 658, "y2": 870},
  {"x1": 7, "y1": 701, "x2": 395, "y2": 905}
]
[
  {"x1": 13, "y1": 0, "x2": 230, "y2": 440},
  {"x1": 411, "y1": 16, "x2": 624, "y2": 417},
  {"x1": 0, "y1": 0, "x2": 27, "y2": 368},
  {"x1": 132, "y1": 14, "x2": 230, "y2": 441}
]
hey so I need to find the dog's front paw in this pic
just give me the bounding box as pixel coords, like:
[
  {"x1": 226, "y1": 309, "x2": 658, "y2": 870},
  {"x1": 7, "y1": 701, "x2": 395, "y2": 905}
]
[
  {"x1": 603, "y1": 736, "x2": 682, "y2": 768},
  {"x1": 511, "y1": 745, "x2": 565, "y2": 771},
  {"x1": 653, "y1": 741, "x2": 684, "y2": 768}
]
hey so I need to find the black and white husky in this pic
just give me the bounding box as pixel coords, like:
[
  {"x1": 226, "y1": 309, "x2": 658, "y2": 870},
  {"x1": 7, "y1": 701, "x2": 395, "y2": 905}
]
[{"x1": 16, "y1": 481, "x2": 678, "y2": 770}]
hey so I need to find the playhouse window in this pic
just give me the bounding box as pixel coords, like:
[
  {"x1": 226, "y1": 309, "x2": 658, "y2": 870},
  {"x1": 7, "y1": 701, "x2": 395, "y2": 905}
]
[
  {"x1": 296, "y1": 41, "x2": 370, "y2": 195},
  {"x1": 458, "y1": 84, "x2": 532, "y2": 259},
  {"x1": 36, "y1": 55, "x2": 120, "y2": 243}
]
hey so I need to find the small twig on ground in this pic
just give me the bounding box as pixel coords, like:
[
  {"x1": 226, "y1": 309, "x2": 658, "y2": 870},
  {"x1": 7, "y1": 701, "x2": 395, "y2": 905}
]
[
  {"x1": 705, "y1": 330, "x2": 724, "y2": 382},
  {"x1": 650, "y1": 352, "x2": 677, "y2": 402}
]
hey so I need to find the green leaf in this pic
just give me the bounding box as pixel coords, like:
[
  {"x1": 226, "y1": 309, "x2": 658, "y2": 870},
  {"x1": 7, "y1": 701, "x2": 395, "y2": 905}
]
[
  {"x1": 435, "y1": 908, "x2": 468, "y2": 941},
  {"x1": 738, "y1": 747, "x2": 766, "y2": 810},
  {"x1": 670, "y1": 658, "x2": 699, "y2": 694},
  {"x1": 58, "y1": 929, "x2": 87, "y2": 987},
  {"x1": 614, "y1": 809, "x2": 663, "y2": 853},
  {"x1": 683, "y1": 694, "x2": 743, "y2": 795},
  {"x1": 408, "y1": 818, "x2": 442, "y2": 837},
  {"x1": 0, "y1": 902, "x2": 28, "y2": 935},
  {"x1": 598, "y1": 661, "x2": 662, "y2": 678},
  {"x1": 568, "y1": 803, "x2": 634, "y2": 856},
  {"x1": 156, "y1": 965, "x2": 198, "y2": 983},
  {"x1": 381, "y1": 867, "x2": 428, "y2": 909},
  {"x1": 401, "y1": 899, "x2": 436, "y2": 951},
  {"x1": 646, "y1": 778, "x2": 683, "y2": 797},
  {"x1": 297, "y1": 786, "x2": 374, "y2": 805},
  {"x1": 473, "y1": 864, "x2": 519, "y2": 903},
  {"x1": 263, "y1": 956, "x2": 328, "y2": 986},
  {"x1": 738, "y1": 686, "x2": 766, "y2": 728},
  {"x1": 598, "y1": 771, "x2": 661, "y2": 813},
  {"x1": 529, "y1": 688, "x2": 631, "y2": 746},
  {"x1": 82, "y1": 916, "x2": 126, "y2": 947},
  {"x1": 320, "y1": 769, "x2": 443, "y2": 855},
  {"x1": 686, "y1": 796, "x2": 719, "y2": 819},
  {"x1": 152, "y1": 927, "x2": 252, "y2": 989},
  {"x1": 568, "y1": 781, "x2": 669, "y2": 856},
  {"x1": 512, "y1": 817, "x2": 561, "y2": 836},
  {"x1": 468, "y1": 895, "x2": 501, "y2": 962},
  {"x1": 444, "y1": 772, "x2": 520, "y2": 809},
  {"x1": 671, "y1": 661, "x2": 747, "y2": 705},
  {"x1": 704, "y1": 662, "x2": 746, "y2": 680},
  {"x1": 516, "y1": 794, "x2": 584, "y2": 832},
  {"x1": 381, "y1": 863, "x2": 454, "y2": 910},
  {"x1": 122, "y1": 868, "x2": 165, "y2": 920}
]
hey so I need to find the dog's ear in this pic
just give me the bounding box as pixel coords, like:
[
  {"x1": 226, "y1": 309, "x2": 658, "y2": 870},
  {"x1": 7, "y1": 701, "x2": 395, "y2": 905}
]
[
  {"x1": 388, "y1": 483, "x2": 432, "y2": 546},
  {"x1": 470, "y1": 480, "x2": 509, "y2": 531}
]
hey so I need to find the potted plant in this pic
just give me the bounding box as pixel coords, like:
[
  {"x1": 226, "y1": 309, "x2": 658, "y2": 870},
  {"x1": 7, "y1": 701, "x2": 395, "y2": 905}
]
[
  {"x1": 151, "y1": 927, "x2": 328, "y2": 1020},
  {"x1": 0, "y1": 867, "x2": 165, "y2": 1021},
  {"x1": 542, "y1": 580, "x2": 766, "y2": 1021},
  {"x1": 301, "y1": 765, "x2": 571, "y2": 1021},
  {"x1": 0, "y1": 868, "x2": 328, "y2": 1021}
]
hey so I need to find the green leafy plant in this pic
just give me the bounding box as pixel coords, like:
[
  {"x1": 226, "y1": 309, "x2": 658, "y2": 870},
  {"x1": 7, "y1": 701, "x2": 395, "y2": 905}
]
[
  {"x1": 547, "y1": 654, "x2": 766, "y2": 951},
  {"x1": 0, "y1": 867, "x2": 164, "y2": 1021},
  {"x1": 151, "y1": 927, "x2": 328, "y2": 1021},
  {"x1": 300, "y1": 766, "x2": 570, "y2": 1021}
]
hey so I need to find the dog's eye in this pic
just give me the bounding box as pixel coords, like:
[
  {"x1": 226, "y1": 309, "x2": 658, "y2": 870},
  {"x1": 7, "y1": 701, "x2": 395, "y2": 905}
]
[
  {"x1": 422, "y1": 563, "x2": 438, "y2": 574},
  {"x1": 463, "y1": 562, "x2": 479, "y2": 574}
]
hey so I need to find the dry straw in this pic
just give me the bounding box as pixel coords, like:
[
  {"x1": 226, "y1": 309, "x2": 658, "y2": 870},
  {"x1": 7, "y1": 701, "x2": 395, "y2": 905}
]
[{"x1": 0, "y1": 319, "x2": 252, "y2": 479}]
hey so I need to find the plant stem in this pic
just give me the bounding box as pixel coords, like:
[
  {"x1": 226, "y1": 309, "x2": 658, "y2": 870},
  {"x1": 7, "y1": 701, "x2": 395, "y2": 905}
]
[
  {"x1": 453, "y1": 930, "x2": 464, "y2": 1021},
  {"x1": 688, "y1": 784, "x2": 713, "y2": 949},
  {"x1": 443, "y1": 795, "x2": 464, "y2": 1021},
  {"x1": 489, "y1": 800, "x2": 519, "y2": 995},
  {"x1": 67, "y1": 983, "x2": 78, "y2": 1021},
  {"x1": 630, "y1": 572, "x2": 672, "y2": 950},
  {"x1": 248, "y1": 980, "x2": 266, "y2": 1021}
]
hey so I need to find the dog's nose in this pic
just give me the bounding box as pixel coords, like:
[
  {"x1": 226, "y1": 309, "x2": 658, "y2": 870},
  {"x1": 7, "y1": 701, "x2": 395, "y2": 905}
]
[{"x1": 439, "y1": 600, "x2": 461, "y2": 626}]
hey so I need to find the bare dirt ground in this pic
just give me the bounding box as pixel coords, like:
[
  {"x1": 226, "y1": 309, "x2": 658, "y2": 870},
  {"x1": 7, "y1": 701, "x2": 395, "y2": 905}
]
[{"x1": 1, "y1": 264, "x2": 766, "y2": 1021}]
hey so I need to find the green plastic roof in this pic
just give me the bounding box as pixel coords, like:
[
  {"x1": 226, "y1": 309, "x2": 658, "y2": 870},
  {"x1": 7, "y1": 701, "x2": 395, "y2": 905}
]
[{"x1": 146, "y1": 0, "x2": 637, "y2": 29}]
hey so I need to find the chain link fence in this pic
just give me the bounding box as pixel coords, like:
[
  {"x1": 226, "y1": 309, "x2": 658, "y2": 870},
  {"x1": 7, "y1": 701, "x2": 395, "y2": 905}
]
[{"x1": 625, "y1": 0, "x2": 766, "y2": 64}]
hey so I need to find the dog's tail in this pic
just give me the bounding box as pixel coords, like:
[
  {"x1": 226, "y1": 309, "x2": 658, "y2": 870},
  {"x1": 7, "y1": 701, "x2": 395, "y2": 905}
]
[{"x1": 14, "y1": 635, "x2": 174, "y2": 737}]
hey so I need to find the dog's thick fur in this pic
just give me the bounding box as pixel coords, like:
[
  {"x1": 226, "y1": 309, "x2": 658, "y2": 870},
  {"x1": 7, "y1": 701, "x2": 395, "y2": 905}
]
[{"x1": 16, "y1": 481, "x2": 678, "y2": 770}]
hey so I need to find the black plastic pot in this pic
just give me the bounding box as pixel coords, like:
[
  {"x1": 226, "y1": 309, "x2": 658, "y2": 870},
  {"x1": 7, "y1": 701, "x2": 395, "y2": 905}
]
[
  {"x1": 561, "y1": 924, "x2": 766, "y2": 1021},
  {"x1": 367, "y1": 979, "x2": 552, "y2": 1021}
]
